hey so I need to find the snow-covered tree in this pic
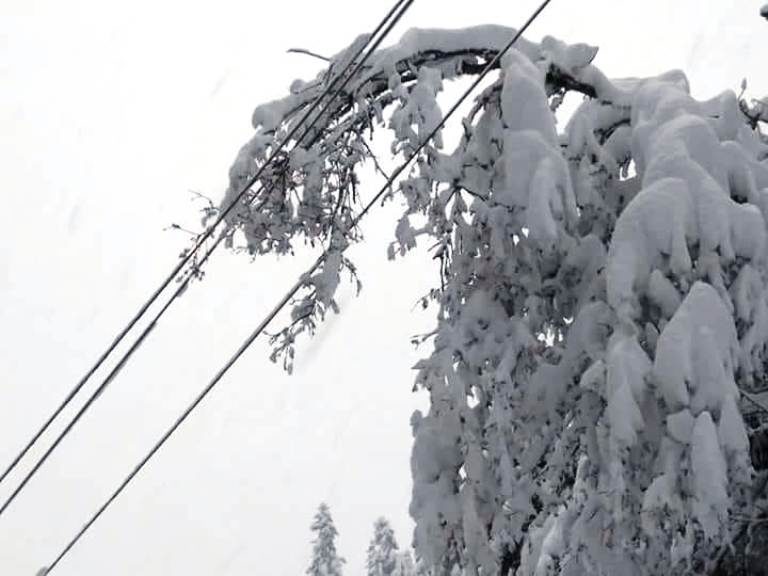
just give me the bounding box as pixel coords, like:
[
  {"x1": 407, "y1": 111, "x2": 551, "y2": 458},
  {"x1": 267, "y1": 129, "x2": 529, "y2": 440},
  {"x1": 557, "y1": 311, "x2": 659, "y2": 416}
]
[
  {"x1": 394, "y1": 550, "x2": 417, "y2": 576},
  {"x1": 411, "y1": 554, "x2": 434, "y2": 576},
  {"x1": 307, "y1": 503, "x2": 345, "y2": 576},
  {"x1": 367, "y1": 517, "x2": 400, "y2": 576},
  {"x1": 221, "y1": 22, "x2": 768, "y2": 576},
  {"x1": 377, "y1": 546, "x2": 428, "y2": 576}
]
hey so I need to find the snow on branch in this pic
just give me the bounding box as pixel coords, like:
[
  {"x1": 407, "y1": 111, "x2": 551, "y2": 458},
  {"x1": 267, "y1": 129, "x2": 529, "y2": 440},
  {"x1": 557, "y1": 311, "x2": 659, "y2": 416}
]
[{"x1": 222, "y1": 24, "x2": 768, "y2": 575}]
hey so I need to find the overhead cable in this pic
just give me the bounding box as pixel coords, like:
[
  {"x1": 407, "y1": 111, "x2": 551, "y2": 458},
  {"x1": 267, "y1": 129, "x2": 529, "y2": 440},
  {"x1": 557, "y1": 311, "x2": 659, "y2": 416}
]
[
  {"x1": 0, "y1": 0, "x2": 415, "y2": 506},
  {"x1": 40, "y1": 1, "x2": 553, "y2": 572}
]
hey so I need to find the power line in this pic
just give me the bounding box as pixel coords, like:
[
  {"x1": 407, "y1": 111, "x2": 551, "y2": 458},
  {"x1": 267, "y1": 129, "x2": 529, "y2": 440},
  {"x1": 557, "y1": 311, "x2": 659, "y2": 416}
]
[
  {"x1": 0, "y1": 231, "x2": 225, "y2": 518},
  {"x1": 39, "y1": 2, "x2": 553, "y2": 572},
  {"x1": 0, "y1": 0, "x2": 413, "y2": 490},
  {"x1": 0, "y1": 0, "x2": 414, "y2": 514},
  {"x1": 0, "y1": 0, "x2": 413, "y2": 489}
]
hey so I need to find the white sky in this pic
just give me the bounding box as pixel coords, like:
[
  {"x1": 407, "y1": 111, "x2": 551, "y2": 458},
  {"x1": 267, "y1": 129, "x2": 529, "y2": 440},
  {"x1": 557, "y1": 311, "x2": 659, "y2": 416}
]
[{"x1": 0, "y1": 1, "x2": 766, "y2": 574}]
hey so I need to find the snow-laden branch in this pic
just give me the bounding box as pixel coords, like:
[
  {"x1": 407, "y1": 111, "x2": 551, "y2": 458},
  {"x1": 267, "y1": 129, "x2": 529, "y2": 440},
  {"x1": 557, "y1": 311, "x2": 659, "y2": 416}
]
[{"x1": 222, "y1": 25, "x2": 768, "y2": 575}]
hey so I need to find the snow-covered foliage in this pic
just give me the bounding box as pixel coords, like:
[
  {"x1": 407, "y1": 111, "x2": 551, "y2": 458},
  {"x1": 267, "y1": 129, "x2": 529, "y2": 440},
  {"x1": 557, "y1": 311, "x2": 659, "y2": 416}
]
[
  {"x1": 367, "y1": 518, "x2": 401, "y2": 576},
  {"x1": 307, "y1": 503, "x2": 345, "y2": 576},
  {"x1": 224, "y1": 25, "x2": 768, "y2": 576}
]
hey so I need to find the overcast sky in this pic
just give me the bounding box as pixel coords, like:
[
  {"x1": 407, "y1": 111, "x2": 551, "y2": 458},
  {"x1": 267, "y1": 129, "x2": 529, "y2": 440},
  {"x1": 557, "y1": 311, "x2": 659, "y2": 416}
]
[{"x1": 1, "y1": 1, "x2": 767, "y2": 575}]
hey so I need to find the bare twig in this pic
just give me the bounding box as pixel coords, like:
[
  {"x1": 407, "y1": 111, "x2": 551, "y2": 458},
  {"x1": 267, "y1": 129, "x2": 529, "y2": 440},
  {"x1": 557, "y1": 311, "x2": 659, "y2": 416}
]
[
  {"x1": 164, "y1": 223, "x2": 198, "y2": 236},
  {"x1": 287, "y1": 48, "x2": 331, "y2": 62},
  {"x1": 359, "y1": 137, "x2": 393, "y2": 182}
]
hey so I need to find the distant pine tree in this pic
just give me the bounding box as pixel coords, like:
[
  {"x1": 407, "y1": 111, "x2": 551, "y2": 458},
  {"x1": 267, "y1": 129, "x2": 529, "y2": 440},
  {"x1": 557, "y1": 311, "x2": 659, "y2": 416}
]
[
  {"x1": 307, "y1": 503, "x2": 345, "y2": 576},
  {"x1": 366, "y1": 518, "x2": 400, "y2": 576},
  {"x1": 394, "y1": 550, "x2": 419, "y2": 576}
]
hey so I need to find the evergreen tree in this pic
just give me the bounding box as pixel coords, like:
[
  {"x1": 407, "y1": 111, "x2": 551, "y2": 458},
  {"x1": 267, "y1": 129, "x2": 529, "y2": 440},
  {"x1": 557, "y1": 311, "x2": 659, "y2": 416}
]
[
  {"x1": 366, "y1": 517, "x2": 400, "y2": 576},
  {"x1": 307, "y1": 503, "x2": 345, "y2": 576},
  {"x1": 394, "y1": 550, "x2": 419, "y2": 576},
  {"x1": 225, "y1": 22, "x2": 768, "y2": 576}
]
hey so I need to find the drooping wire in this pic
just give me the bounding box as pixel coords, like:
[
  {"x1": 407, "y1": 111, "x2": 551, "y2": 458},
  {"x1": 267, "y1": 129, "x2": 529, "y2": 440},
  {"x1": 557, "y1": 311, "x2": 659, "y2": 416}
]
[
  {"x1": 0, "y1": 0, "x2": 414, "y2": 489},
  {"x1": 40, "y1": 2, "x2": 553, "y2": 572},
  {"x1": 0, "y1": 0, "x2": 413, "y2": 484},
  {"x1": 0, "y1": 0, "x2": 415, "y2": 511}
]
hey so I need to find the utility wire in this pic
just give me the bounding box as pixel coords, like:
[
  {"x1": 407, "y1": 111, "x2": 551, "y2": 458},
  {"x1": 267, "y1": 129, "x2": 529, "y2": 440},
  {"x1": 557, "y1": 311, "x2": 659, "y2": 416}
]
[
  {"x1": 0, "y1": 0, "x2": 414, "y2": 490},
  {"x1": 0, "y1": 231, "x2": 226, "y2": 518},
  {"x1": 40, "y1": 2, "x2": 553, "y2": 572}
]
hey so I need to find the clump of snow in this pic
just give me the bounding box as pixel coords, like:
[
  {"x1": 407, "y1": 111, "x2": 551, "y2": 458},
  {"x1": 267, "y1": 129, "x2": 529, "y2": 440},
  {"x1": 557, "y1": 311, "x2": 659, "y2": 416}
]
[
  {"x1": 606, "y1": 334, "x2": 651, "y2": 446},
  {"x1": 389, "y1": 66, "x2": 444, "y2": 153},
  {"x1": 653, "y1": 282, "x2": 738, "y2": 411},
  {"x1": 690, "y1": 412, "x2": 729, "y2": 537},
  {"x1": 501, "y1": 49, "x2": 558, "y2": 145},
  {"x1": 666, "y1": 409, "x2": 694, "y2": 444}
]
